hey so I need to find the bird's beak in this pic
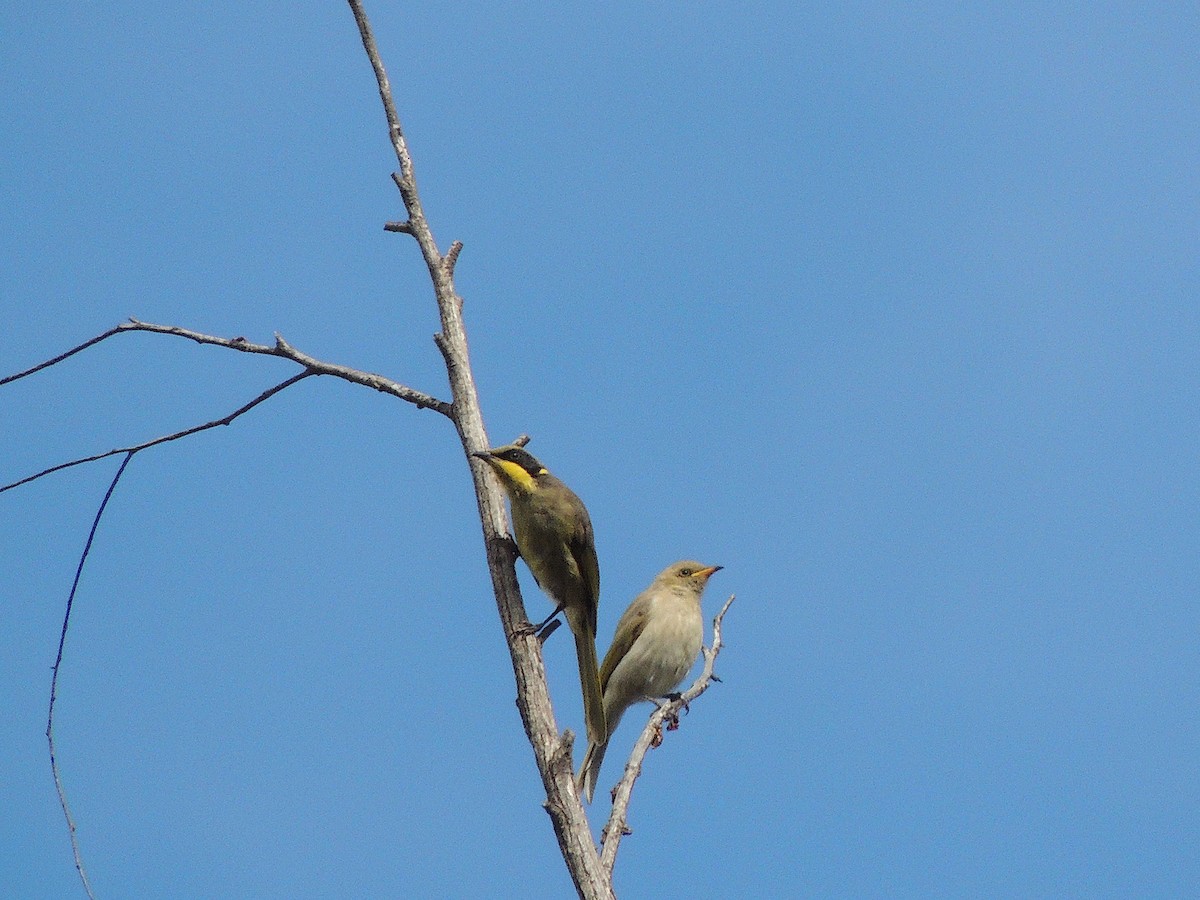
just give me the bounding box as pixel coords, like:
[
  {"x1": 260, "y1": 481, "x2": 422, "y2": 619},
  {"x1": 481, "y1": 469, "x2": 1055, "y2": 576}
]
[
  {"x1": 471, "y1": 450, "x2": 493, "y2": 462},
  {"x1": 696, "y1": 565, "x2": 723, "y2": 579}
]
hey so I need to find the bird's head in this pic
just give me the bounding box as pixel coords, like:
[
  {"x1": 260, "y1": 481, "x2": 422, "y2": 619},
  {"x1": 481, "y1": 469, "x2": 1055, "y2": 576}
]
[
  {"x1": 658, "y1": 560, "x2": 723, "y2": 594},
  {"x1": 472, "y1": 444, "x2": 548, "y2": 495}
]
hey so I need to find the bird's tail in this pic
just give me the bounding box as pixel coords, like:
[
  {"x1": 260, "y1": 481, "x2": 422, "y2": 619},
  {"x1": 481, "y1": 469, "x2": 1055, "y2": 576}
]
[
  {"x1": 572, "y1": 619, "x2": 607, "y2": 749},
  {"x1": 577, "y1": 736, "x2": 608, "y2": 804}
]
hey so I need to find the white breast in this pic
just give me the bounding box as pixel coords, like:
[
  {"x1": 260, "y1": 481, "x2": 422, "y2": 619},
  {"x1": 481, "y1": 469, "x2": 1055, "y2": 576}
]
[{"x1": 603, "y1": 588, "x2": 704, "y2": 732}]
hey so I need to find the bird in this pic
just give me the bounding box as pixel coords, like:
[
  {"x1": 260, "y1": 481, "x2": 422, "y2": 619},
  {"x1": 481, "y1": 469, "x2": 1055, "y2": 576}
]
[
  {"x1": 577, "y1": 560, "x2": 721, "y2": 803},
  {"x1": 472, "y1": 443, "x2": 606, "y2": 747}
]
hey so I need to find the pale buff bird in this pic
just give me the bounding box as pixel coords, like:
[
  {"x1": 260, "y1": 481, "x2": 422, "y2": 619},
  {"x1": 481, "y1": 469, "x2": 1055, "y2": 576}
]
[{"x1": 577, "y1": 560, "x2": 721, "y2": 803}]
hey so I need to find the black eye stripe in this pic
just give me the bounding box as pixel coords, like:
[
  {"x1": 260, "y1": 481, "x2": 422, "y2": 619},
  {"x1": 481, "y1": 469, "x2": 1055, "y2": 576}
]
[{"x1": 495, "y1": 447, "x2": 542, "y2": 473}]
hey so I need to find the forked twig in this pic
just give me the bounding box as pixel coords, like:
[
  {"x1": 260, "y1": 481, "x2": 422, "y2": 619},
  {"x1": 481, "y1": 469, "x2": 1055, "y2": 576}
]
[{"x1": 2, "y1": 317, "x2": 456, "y2": 495}]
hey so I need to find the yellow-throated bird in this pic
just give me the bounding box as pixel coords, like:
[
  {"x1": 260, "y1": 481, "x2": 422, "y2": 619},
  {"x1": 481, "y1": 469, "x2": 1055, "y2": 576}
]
[
  {"x1": 472, "y1": 443, "x2": 606, "y2": 747},
  {"x1": 577, "y1": 560, "x2": 721, "y2": 803}
]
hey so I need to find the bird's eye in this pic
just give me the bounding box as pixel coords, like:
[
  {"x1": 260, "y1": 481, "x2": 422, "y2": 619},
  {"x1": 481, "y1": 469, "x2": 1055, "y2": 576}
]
[{"x1": 679, "y1": 567, "x2": 693, "y2": 577}]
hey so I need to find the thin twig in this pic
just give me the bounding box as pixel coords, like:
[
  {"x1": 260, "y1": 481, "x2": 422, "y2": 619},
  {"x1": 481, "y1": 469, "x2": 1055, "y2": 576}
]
[
  {"x1": 0, "y1": 327, "x2": 125, "y2": 386},
  {"x1": 47, "y1": 452, "x2": 134, "y2": 900},
  {"x1": 124, "y1": 320, "x2": 454, "y2": 414},
  {"x1": 599, "y1": 595, "x2": 736, "y2": 873},
  {"x1": 2, "y1": 372, "x2": 313, "y2": 494},
  {"x1": 349, "y1": 0, "x2": 441, "y2": 273}
]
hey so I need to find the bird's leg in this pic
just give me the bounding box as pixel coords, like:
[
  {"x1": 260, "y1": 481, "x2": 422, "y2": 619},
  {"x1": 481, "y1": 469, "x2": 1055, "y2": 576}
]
[
  {"x1": 532, "y1": 603, "x2": 564, "y2": 635},
  {"x1": 514, "y1": 603, "x2": 564, "y2": 639},
  {"x1": 536, "y1": 618, "x2": 563, "y2": 645}
]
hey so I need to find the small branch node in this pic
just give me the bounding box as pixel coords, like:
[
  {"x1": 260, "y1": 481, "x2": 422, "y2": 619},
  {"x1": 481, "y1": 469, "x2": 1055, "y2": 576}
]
[
  {"x1": 445, "y1": 240, "x2": 463, "y2": 275},
  {"x1": 432, "y1": 333, "x2": 457, "y2": 373},
  {"x1": 552, "y1": 730, "x2": 576, "y2": 771},
  {"x1": 384, "y1": 220, "x2": 414, "y2": 234}
]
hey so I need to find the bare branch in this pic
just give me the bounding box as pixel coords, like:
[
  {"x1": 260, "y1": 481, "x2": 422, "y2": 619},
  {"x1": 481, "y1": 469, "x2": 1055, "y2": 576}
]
[
  {"x1": 599, "y1": 595, "x2": 736, "y2": 873},
  {"x1": 1, "y1": 320, "x2": 453, "y2": 418},
  {"x1": 349, "y1": 0, "x2": 443, "y2": 275},
  {"x1": 348, "y1": 3, "x2": 613, "y2": 896},
  {"x1": 1, "y1": 373, "x2": 312, "y2": 494},
  {"x1": 48, "y1": 451, "x2": 135, "y2": 900},
  {"x1": 123, "y1": 319, "x2": 453, "y2": 415},
  {"x1": 120, "y1": 318, "x2": 278, "y2": 356}
]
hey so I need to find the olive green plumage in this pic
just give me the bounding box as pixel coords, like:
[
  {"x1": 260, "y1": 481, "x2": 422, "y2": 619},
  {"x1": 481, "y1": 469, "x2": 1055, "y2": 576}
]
[
  {"x1": 473, "y1": 444, "x2": 606, "y2": 747},
  {"x1": 577, "y1": 560, "x2": 721, "y2": 803}
]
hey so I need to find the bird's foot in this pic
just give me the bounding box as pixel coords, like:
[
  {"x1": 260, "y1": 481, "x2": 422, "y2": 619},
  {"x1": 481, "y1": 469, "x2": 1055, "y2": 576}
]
[
  {"x1": 513, "y1": 616, "x2": 563, "y2": 644},
  {"x1": 649, "y1": 693, "x2": 686, "y2": 730},
  {"x1": 527, "y1": 603, "x2": 564, "y2": 637}
]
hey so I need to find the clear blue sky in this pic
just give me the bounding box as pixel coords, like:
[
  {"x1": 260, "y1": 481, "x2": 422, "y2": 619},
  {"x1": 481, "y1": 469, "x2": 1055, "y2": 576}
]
[{"x1": 3, "y1": 2, "x2": 1197, "y2": 897}]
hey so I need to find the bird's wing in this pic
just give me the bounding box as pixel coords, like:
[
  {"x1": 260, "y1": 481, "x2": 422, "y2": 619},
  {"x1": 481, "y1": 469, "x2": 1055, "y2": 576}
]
[
  {"x1": 598, "y1": 599, "x2": 648, "y2": 692},
  {"x1": 569, "y1": 507, "x2": 601, "y2": 634}
]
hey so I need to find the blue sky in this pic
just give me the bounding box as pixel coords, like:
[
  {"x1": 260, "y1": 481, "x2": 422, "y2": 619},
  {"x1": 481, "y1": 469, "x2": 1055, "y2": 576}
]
[{"x1": 3, "y1": 2, "x2": 1198, "y2": 897}]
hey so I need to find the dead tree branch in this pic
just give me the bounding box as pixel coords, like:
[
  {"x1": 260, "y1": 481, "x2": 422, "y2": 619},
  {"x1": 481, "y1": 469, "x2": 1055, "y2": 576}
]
[
  {"x1": 3, "y1": 319, "x2": 451, "y2": 413},
  {"x1": 599, "y1": 595, "x2": 736, "y2": 873},
  {"x1": 122, "y1": 319, "x2": 452, "y2": 414},
  {"x1": 348, "y1": 2, "x2": 613, "y2": 896},
  {"x1": 2, "y1": 319, "x2": 452, "y2": 493},
  {"x1": 3, "y1": 310, "x2": 451, "y2": 891}
]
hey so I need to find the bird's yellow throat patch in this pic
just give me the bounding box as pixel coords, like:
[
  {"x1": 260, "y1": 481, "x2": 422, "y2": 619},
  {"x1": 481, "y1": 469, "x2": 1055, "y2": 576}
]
[{"x1": 491, "y1": 457, "x2": 539, "y2": 493}]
